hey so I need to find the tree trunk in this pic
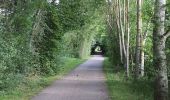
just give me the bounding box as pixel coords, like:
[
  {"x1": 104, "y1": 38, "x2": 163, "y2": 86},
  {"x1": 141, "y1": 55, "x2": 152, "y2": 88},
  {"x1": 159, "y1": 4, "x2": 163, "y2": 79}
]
[
  {"x1": 140, "y1": 38, "x2": 145, "y2": 76},
  {"x1": 114, "y1": 0, "x2": 123, "y2": 63},
  {"x1": 30, "y1": 9, "x2": 43, "y2": 55},
  {"x1": 153, "y1": 0, "x2": 168, "y2": 100},
  {"x1": 135, "y1": 0, "x2": 142, "y2": 79},
  {"x1": 125, "y1": 0, "x2": 130, "y2": 77},
  {"x1": 140, "y1": 20, "x2": 151, "y2": 77},
  {"x1": 118, "y1": 0, "x2": 126, "y2": 59}
]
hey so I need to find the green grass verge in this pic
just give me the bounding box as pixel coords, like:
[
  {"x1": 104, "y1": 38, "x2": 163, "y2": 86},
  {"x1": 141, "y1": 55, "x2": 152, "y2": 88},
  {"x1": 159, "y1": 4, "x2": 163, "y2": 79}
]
[
  {"x1": 103, "y1": 58, "x2": 153, "y2": 100},
  {"x1": 0, "y1": 57, "x2": 85, "y2": 100}
]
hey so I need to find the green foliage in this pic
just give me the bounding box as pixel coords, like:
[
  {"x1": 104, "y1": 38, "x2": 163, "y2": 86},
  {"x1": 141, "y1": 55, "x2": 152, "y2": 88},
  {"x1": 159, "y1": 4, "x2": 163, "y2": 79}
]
[
  {"x1": 0, "y1": 0, "x2": 62, "y2": 90},
  {"x1": 0, "y1": 57, "x2": 85, "y2": 100},
  {"x1": 58, "y1": 0, "x2": 106, "y2": 58},
  {"x1": 61, "y1": 30, "x2": 82, "y2": 57},
  {"x1": 0, "y1": 0, "x2": 106, "y2": 94},
  {"x1": 58, "y1": 0, "x2": 86, "y2": 31},
  {"x1": 0, "y1": 0, "x2": 35, "y2": 91}
]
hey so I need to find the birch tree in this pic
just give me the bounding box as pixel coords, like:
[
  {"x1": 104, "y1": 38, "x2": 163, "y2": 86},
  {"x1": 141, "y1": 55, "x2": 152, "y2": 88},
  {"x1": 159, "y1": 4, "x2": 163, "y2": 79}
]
[
  {"x1": 125, "y1": 0, "x2": 130, "y2": 77},
  {"x1": 153, "y1": 0, "x2": 169, "y2": 99},
  {"x1": 135, "y1": 0, "x2": 143, "y2": 78}
]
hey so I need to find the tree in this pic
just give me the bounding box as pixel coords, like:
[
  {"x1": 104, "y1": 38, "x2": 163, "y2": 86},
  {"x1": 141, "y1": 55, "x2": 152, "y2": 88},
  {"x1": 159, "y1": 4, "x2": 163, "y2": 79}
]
[
  {"x1": 153, "y1": 0, "x2": 169, "y2": 99},
  {"x1": 135, "y1": 0, "x2": 143, "y2": 78},
  {"x1": 125, "y1": 0, "x2": 130, "y2": 77}
]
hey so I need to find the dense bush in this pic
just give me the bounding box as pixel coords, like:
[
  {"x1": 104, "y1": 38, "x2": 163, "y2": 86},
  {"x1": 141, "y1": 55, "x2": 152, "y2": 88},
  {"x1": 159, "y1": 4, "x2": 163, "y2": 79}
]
[{"x1": 0, "y1": 0, "x2": 106, "y2": 91}]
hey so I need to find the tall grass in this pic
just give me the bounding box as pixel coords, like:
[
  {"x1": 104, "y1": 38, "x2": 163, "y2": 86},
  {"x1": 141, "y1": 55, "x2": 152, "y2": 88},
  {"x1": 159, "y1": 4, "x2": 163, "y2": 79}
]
[{"x1": 103, "y1": 58, "x2": 153, "y2": 100}]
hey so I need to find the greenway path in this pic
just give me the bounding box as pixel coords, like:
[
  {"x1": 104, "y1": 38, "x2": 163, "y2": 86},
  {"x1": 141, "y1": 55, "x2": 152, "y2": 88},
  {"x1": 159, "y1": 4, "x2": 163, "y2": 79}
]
[{"x1": 32, "y1": 55, "x2": 109, "y2": 100}]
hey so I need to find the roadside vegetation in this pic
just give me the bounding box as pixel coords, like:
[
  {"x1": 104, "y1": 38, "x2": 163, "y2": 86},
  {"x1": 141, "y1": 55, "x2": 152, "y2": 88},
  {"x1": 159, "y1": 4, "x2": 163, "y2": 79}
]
[
  {"x1": 104, "y1": 58, "x2": 153, "y2": 100},
  {"x1": 0, "y1": 57, "x2": 85, "y2": 100},
  {"x1": 0, "y1": 0, "x2": 104, "y2": 99}
]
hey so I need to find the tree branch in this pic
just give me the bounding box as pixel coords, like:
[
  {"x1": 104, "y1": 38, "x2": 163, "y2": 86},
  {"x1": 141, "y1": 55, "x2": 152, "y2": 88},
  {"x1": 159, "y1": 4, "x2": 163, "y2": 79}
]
[{"x1": 163, "y1": 30, "x2": 170, "y2": 39}]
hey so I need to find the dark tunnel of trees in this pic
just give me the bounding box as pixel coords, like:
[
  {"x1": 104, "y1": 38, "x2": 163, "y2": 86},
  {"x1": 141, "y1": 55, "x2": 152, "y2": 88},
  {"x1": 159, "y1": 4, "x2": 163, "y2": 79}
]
[{"x1": 91, "y1": 41, "x2": 106, "y2": 55}]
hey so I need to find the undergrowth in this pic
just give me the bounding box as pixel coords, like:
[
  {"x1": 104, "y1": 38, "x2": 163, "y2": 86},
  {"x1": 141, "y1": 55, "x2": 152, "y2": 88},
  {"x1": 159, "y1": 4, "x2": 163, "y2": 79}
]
[{"x1": 0, "y1": 57, "x2": 85, "y2": 100}]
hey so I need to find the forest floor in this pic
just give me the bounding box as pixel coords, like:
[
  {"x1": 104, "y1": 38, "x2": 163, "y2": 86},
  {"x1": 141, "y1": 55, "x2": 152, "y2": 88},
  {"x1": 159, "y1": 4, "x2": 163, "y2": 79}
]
[{"x1": 31, "y1": 55, "x2": 109, "y2": 100}]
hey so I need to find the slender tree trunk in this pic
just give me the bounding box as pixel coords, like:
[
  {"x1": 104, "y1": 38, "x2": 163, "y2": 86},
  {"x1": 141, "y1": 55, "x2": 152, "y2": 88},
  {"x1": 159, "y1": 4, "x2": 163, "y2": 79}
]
[
  {"x1": 118, "y1": 0, "x2": 126, "y2": 59},
  {"x1": 140, "y1": 20, "x2": 151, "y2": 77},
  {"x1": 135, "y1": 0, "x2": 142, "y2": 78},
  {"x1": 153, "y1": 0, "x2": 169, "y2": 100},
  {"x1": 125, "y1": 0, "x2": 130, "y2": 77},
  {"x1": 140, "y1": 38, "x2": 145, "y2": 76},
  {"x1": 140, "y1": 0, "x2": 145, "y2": 77},
  {"x1": 115, "y1": 0, "x2": 123, "y2": 63},
  {"x1": 30, "y1": 9, "x2": 42, "y2": 55},
  {"x1": 123, "y1": 0, "x2": 126, "y2": 31}
]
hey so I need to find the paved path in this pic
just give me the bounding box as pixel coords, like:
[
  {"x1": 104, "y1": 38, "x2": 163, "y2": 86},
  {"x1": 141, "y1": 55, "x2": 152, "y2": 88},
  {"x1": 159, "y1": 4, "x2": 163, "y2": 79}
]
[{"x1": 31, "y1": 55, "x2": 109, "y2": 100}]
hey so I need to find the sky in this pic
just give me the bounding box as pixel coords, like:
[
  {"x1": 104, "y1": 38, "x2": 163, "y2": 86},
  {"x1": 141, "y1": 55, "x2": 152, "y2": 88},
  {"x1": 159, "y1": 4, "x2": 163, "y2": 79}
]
[
  {"x1": 0, "y1": 9, "x2": 4, "y2": 14},
  {"x1": 48, "y1": 0, "x2": 59, "y2": 4}
]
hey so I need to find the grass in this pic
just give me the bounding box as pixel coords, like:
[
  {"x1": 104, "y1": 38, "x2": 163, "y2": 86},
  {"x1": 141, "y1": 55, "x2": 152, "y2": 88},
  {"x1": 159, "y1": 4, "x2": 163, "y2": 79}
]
[
  {"x1": 103, "y1": 58, "x2": 154, "y2": 100},
  {"x1": 0, "y1": 57, "x2": 85, "y2": 100}
]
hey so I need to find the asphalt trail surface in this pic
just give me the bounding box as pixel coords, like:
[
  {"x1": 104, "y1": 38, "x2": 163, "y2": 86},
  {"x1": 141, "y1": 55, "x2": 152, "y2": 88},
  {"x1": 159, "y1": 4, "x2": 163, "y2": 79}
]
[{"x1": 32, "y1": 55, "x2": 109, "y2": 100}]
